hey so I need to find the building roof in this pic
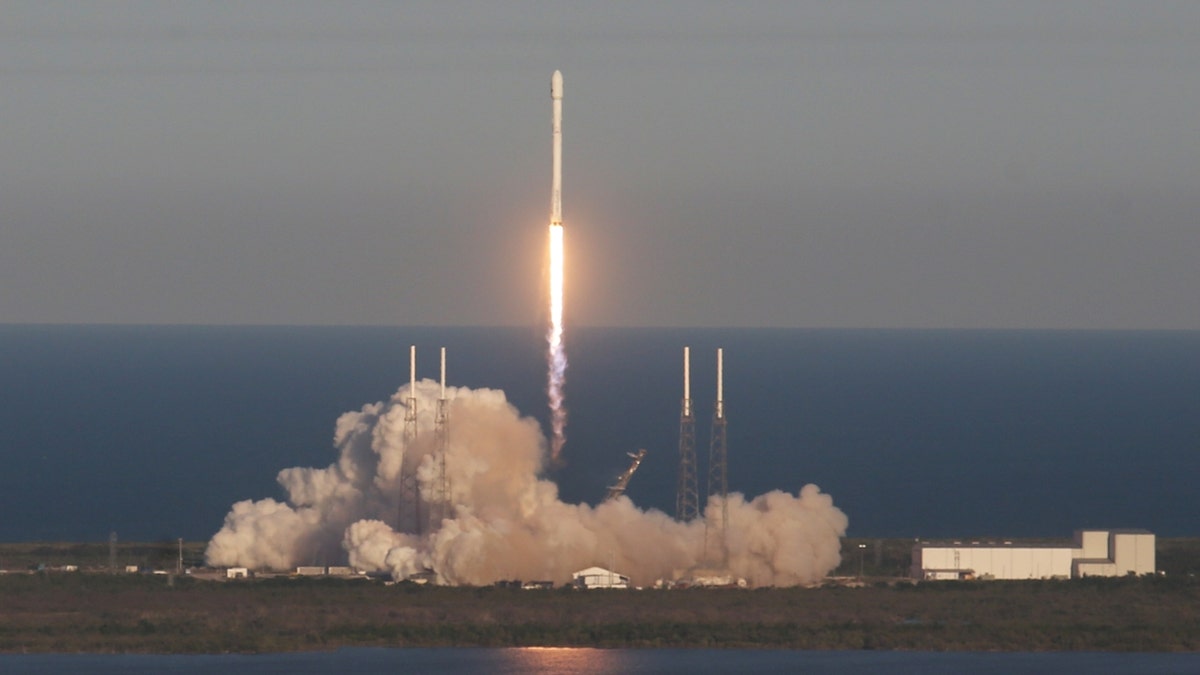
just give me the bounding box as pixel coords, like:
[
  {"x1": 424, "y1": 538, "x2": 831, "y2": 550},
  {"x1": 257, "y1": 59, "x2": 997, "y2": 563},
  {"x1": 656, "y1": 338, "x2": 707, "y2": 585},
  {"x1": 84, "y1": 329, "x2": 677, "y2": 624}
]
[
  {"x1": 573, "y1": 566, "x2": 626, "y2": 578},
  {"x1": 915, "y1": 540, "x2": 1074, "y2": 549}
]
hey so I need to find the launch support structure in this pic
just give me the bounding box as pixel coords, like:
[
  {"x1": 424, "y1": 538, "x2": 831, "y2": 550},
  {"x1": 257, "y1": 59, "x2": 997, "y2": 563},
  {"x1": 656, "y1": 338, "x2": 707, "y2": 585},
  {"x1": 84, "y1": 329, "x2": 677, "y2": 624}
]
[
  {"x1": 431, "y1": 347, "x2": 451, "y2": 527},
  {"x1": 705, "y1": 348, "x2": 729, "y2": 563},
  {"x1": 398, "y1": 346, "x2": 421, "y2": 534},
  {"x1": 604, "y1": 449, "x2": 648, "y2": 503},
  {"x1": 676, "y1": 347, "x2": 699, "y2": 521}
]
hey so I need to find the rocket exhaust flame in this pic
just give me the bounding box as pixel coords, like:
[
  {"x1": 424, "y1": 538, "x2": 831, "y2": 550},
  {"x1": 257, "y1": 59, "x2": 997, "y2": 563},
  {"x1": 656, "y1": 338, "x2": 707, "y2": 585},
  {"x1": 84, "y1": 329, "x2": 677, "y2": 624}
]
[
  {"x1": 547, "y1": 223, "x2": 567, "y2": 460},
  {"x1": 546, "y1": 70, "x2": 567, "y2": 460}
]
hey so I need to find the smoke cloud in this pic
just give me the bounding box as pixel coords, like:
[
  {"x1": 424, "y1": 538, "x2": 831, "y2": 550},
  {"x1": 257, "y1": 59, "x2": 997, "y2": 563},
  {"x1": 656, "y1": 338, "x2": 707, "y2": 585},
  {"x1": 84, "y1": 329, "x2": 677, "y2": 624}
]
[{"x1": 206, "y1": 381, "x2": 848, "y2": 587}]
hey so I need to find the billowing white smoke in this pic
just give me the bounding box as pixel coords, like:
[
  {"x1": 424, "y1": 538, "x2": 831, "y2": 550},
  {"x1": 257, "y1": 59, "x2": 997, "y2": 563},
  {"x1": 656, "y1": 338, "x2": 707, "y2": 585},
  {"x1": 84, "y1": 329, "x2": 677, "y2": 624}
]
[{"x1": 206, "y1": 382, "x2": 848, "y2": 587}]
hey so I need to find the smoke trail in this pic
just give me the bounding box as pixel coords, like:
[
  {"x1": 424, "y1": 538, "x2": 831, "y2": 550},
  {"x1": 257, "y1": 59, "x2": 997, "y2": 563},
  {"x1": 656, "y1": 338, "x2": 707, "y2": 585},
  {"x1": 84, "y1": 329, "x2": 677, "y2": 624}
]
[
  {"x1": 546, "y1": 223, "x2": 567, "y2": 460},
  {"x1": 206, "y1": 381, "x2": 848, "y2": 587}
]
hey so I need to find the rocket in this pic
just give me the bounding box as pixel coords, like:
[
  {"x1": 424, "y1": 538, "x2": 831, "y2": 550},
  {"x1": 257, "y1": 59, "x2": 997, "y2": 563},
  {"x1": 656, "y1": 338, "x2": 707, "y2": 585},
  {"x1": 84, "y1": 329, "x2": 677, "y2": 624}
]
[{"x1": 551, "y1": 70, "x2": 563, "y2": 226}]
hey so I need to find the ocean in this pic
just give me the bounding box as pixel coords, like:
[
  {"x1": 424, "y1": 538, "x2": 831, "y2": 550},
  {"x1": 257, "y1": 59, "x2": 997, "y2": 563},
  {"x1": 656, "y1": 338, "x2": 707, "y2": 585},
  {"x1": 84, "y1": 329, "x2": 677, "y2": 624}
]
[{"x1": 0, "y1": 325, "x2": 1197, "y2": 543}]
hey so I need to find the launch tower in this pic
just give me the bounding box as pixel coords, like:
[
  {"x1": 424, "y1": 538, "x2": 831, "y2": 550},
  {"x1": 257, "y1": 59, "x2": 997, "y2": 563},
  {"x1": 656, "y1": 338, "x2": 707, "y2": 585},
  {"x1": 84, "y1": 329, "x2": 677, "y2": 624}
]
[
  {"x1": 705, "y1": 348, "x2": 729, "y2": 563},
  {"x1": 398, "y1": 345, "x2": 422, "y2": 534},
  {"x1": 676, "y1": 347, "x2": 699, "y2": 521},
  {"x1": 431, "y1": 347, "x2": 451, "y2": 528}
]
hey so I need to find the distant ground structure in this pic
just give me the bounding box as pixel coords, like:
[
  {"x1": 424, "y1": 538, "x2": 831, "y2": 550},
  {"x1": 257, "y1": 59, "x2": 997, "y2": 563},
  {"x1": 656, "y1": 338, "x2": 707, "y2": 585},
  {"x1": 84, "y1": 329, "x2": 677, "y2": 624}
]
[
  {"x1": 572, "y1": 566, "x2": 630, "y2": 589},
  {"x1": 658, "y1": 569, "x2": 748, "y2": 589},
  {"x1": 912, "y1": 529, "x2": 1155, "y2": 580}
]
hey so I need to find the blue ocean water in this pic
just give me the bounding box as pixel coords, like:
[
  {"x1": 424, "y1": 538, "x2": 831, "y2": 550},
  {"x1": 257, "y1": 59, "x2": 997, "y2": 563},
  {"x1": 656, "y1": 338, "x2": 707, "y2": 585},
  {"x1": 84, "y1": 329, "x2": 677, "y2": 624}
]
[
  {"x1": 0, "y1": 325, "x2": 1197, "y2": 542},
  {"x1": 4, "y1": 647, "x2": 1200, "y2": 674}
]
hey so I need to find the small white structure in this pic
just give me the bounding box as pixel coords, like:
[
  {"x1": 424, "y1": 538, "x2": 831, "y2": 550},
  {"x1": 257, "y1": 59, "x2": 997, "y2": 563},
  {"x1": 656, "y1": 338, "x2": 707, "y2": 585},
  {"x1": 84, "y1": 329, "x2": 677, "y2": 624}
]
[
  {"x1": 327, "y1": 566, "x2": 355, "y2": 576},
  {"x1": 295, "y1": 566, "x2": 326, "y2": 576},
  {"x1": 572, "y1": 566, "x2": 630, "y2": 589},
  {"x1": 912, "y1": 529, "x2": 1155, "y2": 580},
  {"x1": 226, "y1": 567, "x2": 249, "y2": 579}
]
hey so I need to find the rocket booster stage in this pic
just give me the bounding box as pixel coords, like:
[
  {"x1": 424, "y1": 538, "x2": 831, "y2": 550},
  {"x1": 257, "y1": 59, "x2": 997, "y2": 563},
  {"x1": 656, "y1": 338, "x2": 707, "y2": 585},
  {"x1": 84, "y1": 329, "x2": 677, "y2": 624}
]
[
  {"x1": 551, "y1": 70, "x2": 563, "y2": 226},
  {"x1": 546, "y1": 70, "x2": 568, "y2": 459}
]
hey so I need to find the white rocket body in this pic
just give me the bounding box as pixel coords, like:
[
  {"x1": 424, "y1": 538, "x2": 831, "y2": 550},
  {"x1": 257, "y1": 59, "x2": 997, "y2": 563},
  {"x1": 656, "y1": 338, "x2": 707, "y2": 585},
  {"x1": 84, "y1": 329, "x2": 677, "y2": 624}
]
[{"x1": 551, "y1": 70, "x2": 563, "y2": 226}]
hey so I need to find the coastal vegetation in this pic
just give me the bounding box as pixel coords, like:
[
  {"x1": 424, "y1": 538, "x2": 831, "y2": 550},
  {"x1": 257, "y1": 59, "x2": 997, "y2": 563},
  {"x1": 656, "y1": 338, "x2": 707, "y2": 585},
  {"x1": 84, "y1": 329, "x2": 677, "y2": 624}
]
[{"x1": 1, "y1": 557, "x2": 1198, "y2": 653}]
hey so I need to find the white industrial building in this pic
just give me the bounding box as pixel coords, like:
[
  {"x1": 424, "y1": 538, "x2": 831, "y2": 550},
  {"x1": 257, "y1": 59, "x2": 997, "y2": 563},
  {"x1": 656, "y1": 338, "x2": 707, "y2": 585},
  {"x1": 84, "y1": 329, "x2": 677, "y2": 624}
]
[
  {"x1": 1073, "y1": 529, "x2": 1155, "y2": 577},
  {"x1": 912, "y1": 529, "x2": 1155, "y2": 581},
  {"x1": 572, "y1": 566, "x2": 630, "y2": 589}
]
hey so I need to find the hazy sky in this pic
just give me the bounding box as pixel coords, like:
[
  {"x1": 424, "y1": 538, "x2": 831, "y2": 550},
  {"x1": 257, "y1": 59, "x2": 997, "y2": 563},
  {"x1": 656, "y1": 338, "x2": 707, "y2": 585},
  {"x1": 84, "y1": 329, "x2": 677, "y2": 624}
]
[{"x1": 1, "y1": 1, "x2": 1197, "y2": 328}]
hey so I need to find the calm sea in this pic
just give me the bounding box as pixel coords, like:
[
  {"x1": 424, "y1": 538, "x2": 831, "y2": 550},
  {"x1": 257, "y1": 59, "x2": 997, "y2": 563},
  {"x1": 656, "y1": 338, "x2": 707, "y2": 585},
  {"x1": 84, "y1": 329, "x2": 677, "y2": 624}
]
[
  {"x1": 4, "y1": 647, "x2": 1200, "y2": 674},
  {"x1": 0, "y1": 325, "x2": 1197, "y2": 542}
]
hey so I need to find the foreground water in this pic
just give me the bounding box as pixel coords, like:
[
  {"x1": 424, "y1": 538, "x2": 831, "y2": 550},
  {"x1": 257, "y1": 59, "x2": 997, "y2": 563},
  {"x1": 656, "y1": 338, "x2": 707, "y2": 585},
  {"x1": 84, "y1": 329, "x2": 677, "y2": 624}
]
[
  {"x1": 4, "y1": 648, "x2": 1200, "y2": 674},
  {"x1": 1, "y1": 325, "x2": 1197, "y2": 542}
]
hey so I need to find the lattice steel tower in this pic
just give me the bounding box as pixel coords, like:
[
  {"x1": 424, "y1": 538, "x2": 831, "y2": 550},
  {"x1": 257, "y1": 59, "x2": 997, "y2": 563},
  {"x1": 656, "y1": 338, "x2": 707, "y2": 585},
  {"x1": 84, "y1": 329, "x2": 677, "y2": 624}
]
[
  {"x1": 430, "y1": 347, "x2": 451, "y2": 529},
  {"x1": 676, "y1": 346, "x2": 699, "y2": 521},
  {"x1": 398, "y1": 345, "x2": 422, "y2": 534},
  {"x1": 705, "y1": 348, "x2": 729, "y2": 563}
]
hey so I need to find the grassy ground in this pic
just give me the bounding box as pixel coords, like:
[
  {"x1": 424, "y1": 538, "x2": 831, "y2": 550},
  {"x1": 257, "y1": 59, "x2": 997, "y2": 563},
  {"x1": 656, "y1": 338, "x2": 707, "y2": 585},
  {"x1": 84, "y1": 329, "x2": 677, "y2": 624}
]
[
  {"x1": 0, "y1": 540, "x2": 208, "y2": 573},
  {"x1": 2, "y1": 538, "x2": 1196, "y2": 653},
  {"x1": 1, "y1": 571, "x2": 1198, "y2": 653}
]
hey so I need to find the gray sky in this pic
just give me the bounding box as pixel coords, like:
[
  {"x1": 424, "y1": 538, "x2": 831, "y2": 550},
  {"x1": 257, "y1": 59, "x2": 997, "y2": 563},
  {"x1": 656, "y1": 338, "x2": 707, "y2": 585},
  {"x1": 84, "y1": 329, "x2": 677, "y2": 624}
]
[{"x1": 1, "y1": 1, "x2": 1197, "y2": 328}]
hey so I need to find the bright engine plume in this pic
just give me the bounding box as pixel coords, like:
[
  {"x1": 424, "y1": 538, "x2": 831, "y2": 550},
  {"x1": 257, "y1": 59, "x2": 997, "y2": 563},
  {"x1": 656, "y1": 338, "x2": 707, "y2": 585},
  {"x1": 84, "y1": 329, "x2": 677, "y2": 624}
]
[{"x1": 546, "y1": 69, "x2": 567, "y2": 460}]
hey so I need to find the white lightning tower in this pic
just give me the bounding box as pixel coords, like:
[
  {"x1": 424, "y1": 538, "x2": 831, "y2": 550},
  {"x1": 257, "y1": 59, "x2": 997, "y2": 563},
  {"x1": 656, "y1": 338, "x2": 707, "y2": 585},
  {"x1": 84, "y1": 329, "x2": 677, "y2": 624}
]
[
  {"x1": 399, "y1": 345, "x2": 422, "y2": 534},
  {"x1": 676, "y1": 346, "x2": 699, "y2": 521},
  {"x1": 432, "y1": 347, "x2": 450, "y2": 528},
  {"x1": 706, "y1": 348, "x2": 729, "y2": 564}
]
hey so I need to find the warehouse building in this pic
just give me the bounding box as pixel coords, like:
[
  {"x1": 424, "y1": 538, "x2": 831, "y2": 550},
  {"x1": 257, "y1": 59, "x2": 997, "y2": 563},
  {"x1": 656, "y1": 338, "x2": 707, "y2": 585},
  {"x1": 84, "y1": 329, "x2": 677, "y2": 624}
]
[
  {"x1": 912, "y1": 529, "x2": 1155, "y2": 580},
  {"x1": 572, "y1": 566, "x2": 630, "y2": 589}
]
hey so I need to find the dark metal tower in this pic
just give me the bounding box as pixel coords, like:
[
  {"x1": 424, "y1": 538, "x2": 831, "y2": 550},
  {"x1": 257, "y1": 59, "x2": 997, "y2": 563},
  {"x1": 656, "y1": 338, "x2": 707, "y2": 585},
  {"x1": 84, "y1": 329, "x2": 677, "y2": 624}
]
[
  {"x1": 705, "y1": 348, "x2": 729, "y2": 563},
  {"x1": 398, "y1": 345, "x2": 422, "y2": 534},
  {"x1": 676, "y1": 346, "x2": 699, "y2": 521},
  {"x1": 431, "y1": 347, "x2": 451, "y2": 529}
]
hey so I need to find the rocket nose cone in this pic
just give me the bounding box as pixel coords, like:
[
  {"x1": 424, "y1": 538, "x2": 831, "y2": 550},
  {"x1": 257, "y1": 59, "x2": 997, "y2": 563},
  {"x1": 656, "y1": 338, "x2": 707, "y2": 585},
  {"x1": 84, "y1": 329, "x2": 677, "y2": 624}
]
[{"x1": 551, "y1": 70, "x2": 563, "y2": 99}]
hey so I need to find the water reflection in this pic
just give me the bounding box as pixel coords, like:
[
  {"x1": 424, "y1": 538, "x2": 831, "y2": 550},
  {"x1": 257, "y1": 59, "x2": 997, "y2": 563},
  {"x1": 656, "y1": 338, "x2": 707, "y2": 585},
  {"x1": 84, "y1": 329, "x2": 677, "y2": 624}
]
[{"x1": 495, "y1": 647, "x2": 629, "y2": 675}]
